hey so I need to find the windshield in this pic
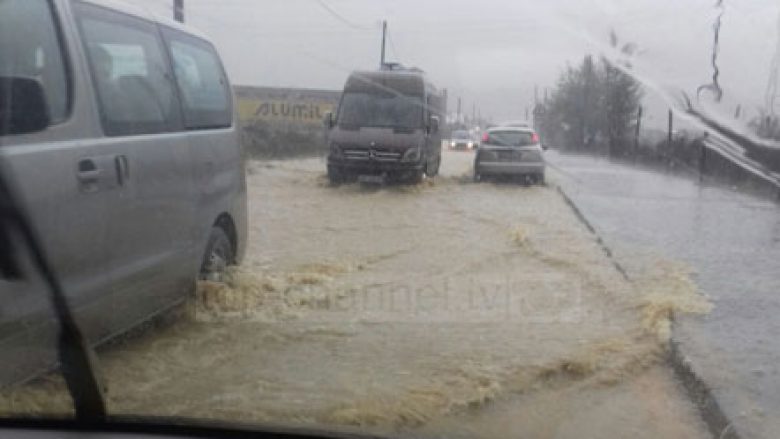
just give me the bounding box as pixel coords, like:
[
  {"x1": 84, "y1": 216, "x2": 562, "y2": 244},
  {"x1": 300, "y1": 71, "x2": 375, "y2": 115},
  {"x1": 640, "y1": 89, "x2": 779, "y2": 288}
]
[
  {"x1": 2, "y1": 1, "x2": 780, "y2": 439},
  {"x1": 337, "y1": 91, "x2": 423, "y2": 129}
]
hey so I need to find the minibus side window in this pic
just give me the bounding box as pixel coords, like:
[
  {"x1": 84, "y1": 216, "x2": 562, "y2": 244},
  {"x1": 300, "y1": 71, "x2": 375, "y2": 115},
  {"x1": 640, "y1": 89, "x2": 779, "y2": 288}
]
[
  {"x1": 75, "y1": 3, "x2": 181, "y2": 136},
  {"x1": 163, "y1": 29, "x2": 232, "y2": 130},
  {"x1": 0, "y1": 0, "x2": 70, "y2": 129}
]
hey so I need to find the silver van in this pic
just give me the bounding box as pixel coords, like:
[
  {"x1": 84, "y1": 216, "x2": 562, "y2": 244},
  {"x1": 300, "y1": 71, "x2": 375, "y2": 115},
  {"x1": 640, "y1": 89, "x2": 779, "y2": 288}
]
[{"x1": 0, "y1": 0, "x2": 247, "y2": 386}]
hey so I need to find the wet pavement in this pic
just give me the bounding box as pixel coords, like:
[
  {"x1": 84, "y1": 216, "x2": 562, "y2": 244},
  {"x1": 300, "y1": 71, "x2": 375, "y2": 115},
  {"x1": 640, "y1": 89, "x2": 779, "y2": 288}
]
[
  {"x1": 548, "y1": 151, "x2": 780, "y2": 439},
  {"x1": 1, "y1": 150, "x2": 712, "y2": 439}
]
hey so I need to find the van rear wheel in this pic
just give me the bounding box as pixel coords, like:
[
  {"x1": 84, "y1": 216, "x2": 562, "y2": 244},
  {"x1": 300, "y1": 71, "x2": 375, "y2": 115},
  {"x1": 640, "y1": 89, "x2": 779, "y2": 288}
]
[{"x1": 200, "y1": 227, "x2": 234, "y2": 282}]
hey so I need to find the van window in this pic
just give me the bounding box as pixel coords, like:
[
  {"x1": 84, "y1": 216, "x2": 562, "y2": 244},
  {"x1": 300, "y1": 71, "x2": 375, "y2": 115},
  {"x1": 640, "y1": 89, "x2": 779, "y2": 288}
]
[
  {"x1": 75, "y1": 3, "x2": 180, "y2": 136},
  {"x1": 0, "y1": 0, "x2": 70, "y2": 126},
  {"x1": 164, "y1": 30, "x2": 232, "y2": 129}
]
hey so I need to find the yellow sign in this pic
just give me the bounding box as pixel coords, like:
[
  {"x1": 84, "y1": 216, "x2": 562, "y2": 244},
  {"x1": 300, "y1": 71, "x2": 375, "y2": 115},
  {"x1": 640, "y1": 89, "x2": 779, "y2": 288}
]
[{"x1": 238, "y1": 99, "x2": 335, "y2": 126}]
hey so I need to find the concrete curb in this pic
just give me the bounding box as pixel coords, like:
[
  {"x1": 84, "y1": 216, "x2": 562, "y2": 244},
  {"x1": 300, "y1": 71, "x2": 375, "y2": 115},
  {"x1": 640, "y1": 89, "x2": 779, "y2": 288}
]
[
  {"x1": 668, "y1": 338, "x2": 740, "y2": 439},
  {"x1": 554, "y1": 186, "x2": 629, "y2": 280},
  {"x1": 554, "y1": 184, "x2": 741, "y2": 439}
]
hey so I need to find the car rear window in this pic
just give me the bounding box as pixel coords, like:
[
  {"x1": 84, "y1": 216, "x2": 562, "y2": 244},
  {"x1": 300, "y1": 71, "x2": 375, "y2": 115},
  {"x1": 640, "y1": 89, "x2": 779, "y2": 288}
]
[{"x1": 486, "y1": 131, "x2": 536, "y2": 146}]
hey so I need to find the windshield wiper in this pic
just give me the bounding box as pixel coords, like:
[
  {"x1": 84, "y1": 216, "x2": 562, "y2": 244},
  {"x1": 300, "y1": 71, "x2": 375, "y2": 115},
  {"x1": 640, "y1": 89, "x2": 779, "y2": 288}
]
[{"x1": 0, "y1": 165, "x2": 106, "y2": 422}]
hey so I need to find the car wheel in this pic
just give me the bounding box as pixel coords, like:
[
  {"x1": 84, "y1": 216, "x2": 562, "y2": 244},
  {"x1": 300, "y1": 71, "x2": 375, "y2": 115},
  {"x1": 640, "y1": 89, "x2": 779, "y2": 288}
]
[{"x1": 200, "y1": 227, "x2": 234, "y2": 282}]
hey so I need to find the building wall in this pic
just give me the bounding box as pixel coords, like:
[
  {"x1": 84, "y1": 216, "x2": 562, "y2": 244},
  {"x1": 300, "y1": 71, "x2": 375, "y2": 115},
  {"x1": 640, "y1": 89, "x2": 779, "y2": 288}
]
[{"x1": 234, "y1": 86, "x2": 341, "y2": 158}]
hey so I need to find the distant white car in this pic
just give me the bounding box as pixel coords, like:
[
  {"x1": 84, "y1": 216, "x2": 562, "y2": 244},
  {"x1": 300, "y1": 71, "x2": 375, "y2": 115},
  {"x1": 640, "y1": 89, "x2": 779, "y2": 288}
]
[
  {"x1": 449, "y1": 129, "x2": 477, "y2": 150},
  {"x1": 474, "y1": 126, "x2": 546, "y2": 184}
]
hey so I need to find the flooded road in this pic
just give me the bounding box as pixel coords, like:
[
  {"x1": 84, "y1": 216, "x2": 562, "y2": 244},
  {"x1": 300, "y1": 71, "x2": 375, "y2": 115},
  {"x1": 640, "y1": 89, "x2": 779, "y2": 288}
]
[{"x1": 1, "y1": 150, "x2": 711, "y2": 438}]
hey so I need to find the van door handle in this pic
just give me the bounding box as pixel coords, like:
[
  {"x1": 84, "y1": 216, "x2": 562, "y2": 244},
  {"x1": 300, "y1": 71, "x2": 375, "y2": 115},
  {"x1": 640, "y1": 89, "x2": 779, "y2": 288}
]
[{"x1": 115, "y1": 155, "x2": 129, "y2": 185}]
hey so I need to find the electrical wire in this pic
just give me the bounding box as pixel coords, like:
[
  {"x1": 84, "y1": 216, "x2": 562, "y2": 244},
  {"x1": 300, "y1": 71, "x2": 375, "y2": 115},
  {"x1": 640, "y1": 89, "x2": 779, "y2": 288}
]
[{"x1": 315, "y1": 0, "x2": 375, "y2": 31}]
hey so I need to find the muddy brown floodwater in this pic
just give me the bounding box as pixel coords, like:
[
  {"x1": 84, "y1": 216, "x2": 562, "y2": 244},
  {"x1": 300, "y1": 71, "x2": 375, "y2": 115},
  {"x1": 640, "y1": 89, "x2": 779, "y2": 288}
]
[{"x1": 1, "y1": 150, "x2": 714, "y2": 438}]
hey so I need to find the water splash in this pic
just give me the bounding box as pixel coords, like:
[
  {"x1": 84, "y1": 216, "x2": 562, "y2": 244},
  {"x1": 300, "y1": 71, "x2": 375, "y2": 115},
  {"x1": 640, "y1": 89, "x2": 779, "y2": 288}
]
[{"x1": 192, "y1": 263, "x2": 353, "y2": 323}]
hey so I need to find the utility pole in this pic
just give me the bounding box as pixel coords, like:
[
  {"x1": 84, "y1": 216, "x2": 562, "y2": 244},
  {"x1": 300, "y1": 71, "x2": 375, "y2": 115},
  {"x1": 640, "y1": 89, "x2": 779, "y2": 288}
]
[
  {"x1": 174, "y1": 0, "x2": 184, "y2": 23},
  {"x1": 380, "y1": 20, "x2": 387, "y2": 69},
  {"x1": 525, "y1": 107, "x2": 529, "y2": 121},
  {"x1": 456, "y1": 97, "x2": 462, "y2": 124},
  {"x1": 667, "y1": 109, "x2": 674, "y2": 152},
  {"x1": 634, "y1": 106, "x2": 643, "y2": 157},
  {"x1": 472, "y1": 103, "x2": 476, "y2": 126},
  {"x1": 534, "y1": 85, "x2": 539, "y2": 106}
]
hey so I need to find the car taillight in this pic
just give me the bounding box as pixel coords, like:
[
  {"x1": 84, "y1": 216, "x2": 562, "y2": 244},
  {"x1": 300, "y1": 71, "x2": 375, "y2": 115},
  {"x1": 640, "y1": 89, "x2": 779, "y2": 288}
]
[
  {"x1": 531, "y1": 132, "x2": 540, "y2": 144},
  {"x1": 482, "y1": 132, "x2": 489, "y2": 143}
]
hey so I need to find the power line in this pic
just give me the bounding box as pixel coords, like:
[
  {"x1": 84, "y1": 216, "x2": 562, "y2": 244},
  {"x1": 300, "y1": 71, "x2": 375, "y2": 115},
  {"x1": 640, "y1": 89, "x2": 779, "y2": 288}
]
[{"x1": 315, "y1": 0, "x2": 374, "y2": 30}]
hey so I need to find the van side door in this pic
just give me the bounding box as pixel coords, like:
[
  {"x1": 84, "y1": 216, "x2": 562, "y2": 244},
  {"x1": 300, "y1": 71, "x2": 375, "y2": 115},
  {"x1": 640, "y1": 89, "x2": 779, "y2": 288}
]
[{"x1": 74, "y1": 2, "x2": 197, "y2": 337}]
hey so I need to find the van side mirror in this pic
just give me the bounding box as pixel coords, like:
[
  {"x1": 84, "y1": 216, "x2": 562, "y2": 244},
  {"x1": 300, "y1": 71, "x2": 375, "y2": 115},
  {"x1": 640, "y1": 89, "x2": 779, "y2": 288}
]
[
  {"x1": 323, "y1": 112, "x2": 335, "y2": 129},
  {"x1": 541, "y1": 144, "x2": 549, "y2": 151},
  {"x1": 428, "y1": 115, "x2": 440, "y2": 134},
  {"x1": 0, "y1": 77, "x2": 51, "y2": 136}
]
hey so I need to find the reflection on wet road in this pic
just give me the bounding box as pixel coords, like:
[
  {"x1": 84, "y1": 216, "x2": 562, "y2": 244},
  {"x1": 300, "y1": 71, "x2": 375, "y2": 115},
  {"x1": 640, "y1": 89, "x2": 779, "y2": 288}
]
[
  {"x1": 549, "y1": 151, "x2": 780, "y2": 439},
  {"x1": 1, "y1": 150, "x2": 711, "y2": 438}
]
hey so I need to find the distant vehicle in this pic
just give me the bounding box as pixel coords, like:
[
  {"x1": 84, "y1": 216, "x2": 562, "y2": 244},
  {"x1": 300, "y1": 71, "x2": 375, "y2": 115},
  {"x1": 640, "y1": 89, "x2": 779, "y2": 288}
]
[
  {"x1": 0, "y1": 0, "x2": 247, "y2": 386},
  {"x1": 474, "y1": 127, "x2": 546, "y2": 184},
  {"x1": 324, "y1": 69, "x2": 444, "y2": 184},
  {"x1": 449, "y1": 130, "x2": 477, "y2": 150}
]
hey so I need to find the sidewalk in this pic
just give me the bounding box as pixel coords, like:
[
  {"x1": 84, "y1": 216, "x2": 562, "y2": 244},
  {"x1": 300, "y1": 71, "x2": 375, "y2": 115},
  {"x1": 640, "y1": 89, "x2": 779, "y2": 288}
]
[{"x1": 548, "y1": 151, "x2": 780, "y2": 439}]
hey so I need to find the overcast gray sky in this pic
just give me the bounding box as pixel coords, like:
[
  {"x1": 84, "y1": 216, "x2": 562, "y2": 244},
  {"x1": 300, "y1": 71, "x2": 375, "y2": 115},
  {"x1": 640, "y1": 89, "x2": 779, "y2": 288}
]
[{"x1": 135, "y1": 0, "x2": 779, "y2": 129}]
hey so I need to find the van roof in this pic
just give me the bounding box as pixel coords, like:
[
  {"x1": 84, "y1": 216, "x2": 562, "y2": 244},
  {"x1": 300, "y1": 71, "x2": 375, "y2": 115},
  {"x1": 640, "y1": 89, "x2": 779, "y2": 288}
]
[
  {"x1": 80, "y1": 0, "x2": 211, "y2": 41},
  {"x1": 345, "y1": 70, "x2": 430, "y2": 96}
]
